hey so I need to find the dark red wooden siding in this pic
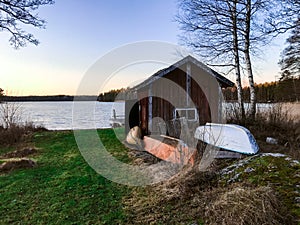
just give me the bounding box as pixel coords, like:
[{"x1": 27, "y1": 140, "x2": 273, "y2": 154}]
[{"x1": 137, "y1": 64, "x2": 213, "y2": 136}]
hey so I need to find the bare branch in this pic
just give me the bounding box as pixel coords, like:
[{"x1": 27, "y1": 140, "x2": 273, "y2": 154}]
[{"x1": 0, "y1": 0, "x2": 54, "y2": 48}]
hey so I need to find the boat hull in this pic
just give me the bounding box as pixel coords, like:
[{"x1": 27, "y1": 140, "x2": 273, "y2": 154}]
[{"x1": 194, "y1": 123, "x2": 259, "y2": 154}]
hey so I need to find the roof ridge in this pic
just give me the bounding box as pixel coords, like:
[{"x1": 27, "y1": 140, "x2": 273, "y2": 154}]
[{"x1": 130, "y1": 55, "x2": 234, "y2": 91}]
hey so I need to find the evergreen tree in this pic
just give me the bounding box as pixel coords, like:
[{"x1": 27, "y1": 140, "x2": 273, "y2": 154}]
[{"x1": 279, "y1": 18, "x2": 300, "y2": 80}]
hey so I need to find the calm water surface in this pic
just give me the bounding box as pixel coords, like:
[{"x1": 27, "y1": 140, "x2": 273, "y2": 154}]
[
  {"x1": 4, "y1": 101, "x2": 298, "y2": 130},
  {"x1": 16, "y1": 101, "x2": 124, "y2": 130}
]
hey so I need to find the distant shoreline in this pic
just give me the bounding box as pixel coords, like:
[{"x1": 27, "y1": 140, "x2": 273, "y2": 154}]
[
  {"x1": 1, "y1": 95, "x2": 299, "y2": 105},
  {"x1": 1, "y1": 95, "x2": 98, "y2": 102}
]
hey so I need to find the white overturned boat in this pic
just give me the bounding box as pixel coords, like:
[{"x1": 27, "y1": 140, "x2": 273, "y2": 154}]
[{"x1": 194, "y1": 123, "x2": 259, "y2": 155}]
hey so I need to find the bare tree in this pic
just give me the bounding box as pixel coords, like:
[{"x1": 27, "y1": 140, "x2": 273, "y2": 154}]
[
  {"x1": 0, "y1": 0, "x2": 54, "y2": 48},
  {"x1": 238, "y1": 0, "x2": 299, "y2": 118},
  {"x1": 177, "y1": 0, "x2": 296, "y2": 120},
  {"x1": 177, "y1": 0, "x2": 246, "y2": 120},
  {"x1": 0, "y1": 101, "x2": 22, "y2": 128},
  {"x1": 228, "y1": 0, "x2": 245, "y2": 120},
  {"x1": 265, "y1": 0, "x2": 300, "y2": 35},
  {"x1": 238, "y1": 0, "x2": 270, "y2": 119}
]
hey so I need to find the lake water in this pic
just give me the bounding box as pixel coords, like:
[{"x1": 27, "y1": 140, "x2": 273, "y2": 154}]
[
  {"x1": 1, "y1": 101, "x2": 298, "y2": 130},
  {"x1": 1, "y1": 101, "x2": 125, "y2": 130}
]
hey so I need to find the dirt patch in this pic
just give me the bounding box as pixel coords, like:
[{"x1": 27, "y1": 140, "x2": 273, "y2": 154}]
[
  {"x1": 0, "y1": 158, "x2": 37, "y2": 172},
  {"x1": 0, "y1": 148, "x2": 37, "y2": 159},
  {"x1": 0, "y1": 148, "x2": 38, "y2": 173}
]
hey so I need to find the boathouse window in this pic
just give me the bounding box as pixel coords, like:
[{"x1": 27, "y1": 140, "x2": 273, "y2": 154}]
[{"x1": 174, "y1": 108, "x2": 198, "y2": 121}]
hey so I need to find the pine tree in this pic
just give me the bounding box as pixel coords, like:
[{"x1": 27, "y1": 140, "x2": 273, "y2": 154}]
[{"x1": 279, "y1": 18, "x2": 300, "y2": 80}]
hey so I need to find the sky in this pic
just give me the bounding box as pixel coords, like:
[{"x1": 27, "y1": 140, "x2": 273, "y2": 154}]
[{"x1": 0, "y1": 0, "x2": 288, "y2": 96}]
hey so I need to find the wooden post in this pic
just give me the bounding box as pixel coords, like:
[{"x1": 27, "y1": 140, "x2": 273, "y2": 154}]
[
  {"x1": 186, "y1": 63, "x2": 191, "y2": 107},
  {"x1": 113, "y1": 109, "x2": 116, "y2": 119},
  {"x1": 148, "y1": 84, "x2": 153, "y2": 134}
]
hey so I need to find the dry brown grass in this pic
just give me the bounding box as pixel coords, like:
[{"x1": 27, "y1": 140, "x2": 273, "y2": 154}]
[
  {"x1": 0, "y1": 125, "x2": 24, "y2": 145},
  {"x1": 0, "y1": 147, "x2": 37, "y2": 159},
  {"x1": 0, "y1": 158, "x2": 36, "y2": 172},
  {"x1": 0, "y1": 147, "x2": 38, "y2": 173},
  {"x1": 227, "y1": 103, "x2": 300, "y2": 160},
  {"x1": 124, "y1": 166, "x2": 217, "y2": 224},
  {"x1": 0, "y1": 123, "x2": 46, "y2": 146},
  {"x1": 124, "y1": 171, "x2": 294, "y2": 225},
  {"x1": 124, "y1": 150, "x2": 298, "y2": 224},
  {"x1": 205, "y1": 186, "x2": 290, "y2": 225}
]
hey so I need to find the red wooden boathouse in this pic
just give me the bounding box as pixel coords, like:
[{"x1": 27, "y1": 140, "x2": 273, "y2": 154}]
[
  {"x1": 125, "y1": 55, "x2": 234, "y2": 138},
  {"x1": 124, "y1": 56, "x2": 234, "y2": 164}
]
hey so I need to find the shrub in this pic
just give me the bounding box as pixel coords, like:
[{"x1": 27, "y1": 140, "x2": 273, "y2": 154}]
[
  {"x1": 0, "y1": 102, "x2": 46, "y2": 146},
  {"x1": 226, "y1": 103, "x2": 300, "y2": 159}
]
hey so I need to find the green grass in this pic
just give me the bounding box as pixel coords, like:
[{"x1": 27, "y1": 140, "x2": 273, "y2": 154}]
[{"x1": 0, "y1": 129, "x2": 131, "y2": 225}]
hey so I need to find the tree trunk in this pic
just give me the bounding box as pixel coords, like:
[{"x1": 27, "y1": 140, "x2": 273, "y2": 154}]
[
  {"x1": 245, "y1": 50, "x2": 256, "y2": 118},
  {"x1": 232, "y1": 0, "x2": 245, "y2": 122},
  {"x1": 244, "y1": 0, "x2": 256, "y2": 120},
  {"x1": 234, "y1": 50, "x2": 245, "y2": 122}
]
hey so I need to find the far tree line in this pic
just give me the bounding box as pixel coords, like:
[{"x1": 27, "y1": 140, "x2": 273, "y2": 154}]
[
  {"x1": 223, "y1": 76, "x2": 300, "y2": 103},
  {"x1": 97, "y1": 88, "x2": 128, "y2": 102},
  {"x1": 98, "y1": 76, "x2": 300, "y2": 103},
  {"x1": 1, "y1": 77, "x2": 299, "y2": 103}
]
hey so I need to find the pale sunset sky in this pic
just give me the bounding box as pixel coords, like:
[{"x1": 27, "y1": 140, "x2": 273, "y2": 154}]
[{"x1": 0, "y1": 0, "x2": 287, "y2": 96}]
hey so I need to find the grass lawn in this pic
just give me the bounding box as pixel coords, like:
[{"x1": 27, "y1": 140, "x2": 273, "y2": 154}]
[
  {"x1": 1, "y1": 128, "x2": 299, "y2": 224},
  {"x1": 0, "y1": 129, "x2": 132, "y2": 225}
]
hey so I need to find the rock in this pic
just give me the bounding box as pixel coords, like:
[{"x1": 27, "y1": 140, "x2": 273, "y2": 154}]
[
  {"x1": 228, "y1": 172, "x2": 241, "y2": 183},
  {"x1": 261, "y1": 153, "x2": 286, "y2": 157},
  {"x1": 289, "y1": 159, "x2": 300, "y2": 167},
  {"x1": 244, "y1": 167, "x2": 255, "y2": 173},
  {"x1": 266, "y1": 137, "x2": 278, "y2": 145},
  {"x1": 295, "y1": 197, "x2": 300, "y2": 203}
]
